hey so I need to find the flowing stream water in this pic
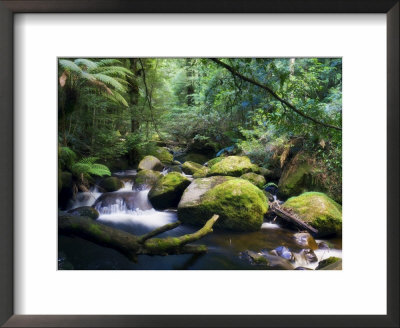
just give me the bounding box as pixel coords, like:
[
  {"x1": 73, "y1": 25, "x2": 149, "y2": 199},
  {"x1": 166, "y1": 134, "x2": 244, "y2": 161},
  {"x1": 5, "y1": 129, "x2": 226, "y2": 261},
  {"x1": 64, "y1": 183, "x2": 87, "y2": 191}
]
[{"x1": 59, "y1": 170, "x2": 342, "y2": 270}]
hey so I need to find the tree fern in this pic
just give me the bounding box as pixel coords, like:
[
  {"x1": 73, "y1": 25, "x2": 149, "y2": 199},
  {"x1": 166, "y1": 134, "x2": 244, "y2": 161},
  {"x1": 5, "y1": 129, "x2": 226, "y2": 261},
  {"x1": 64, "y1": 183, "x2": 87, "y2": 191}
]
[
  {"x1": 71, "y1": 157, "x2": 111, "y2": 178},
  {"x1": 59, "y1": 146, "x2": 77, "y2": 170},
  {"x1": 58, "y1": 58, "x2": 130, "y2": 108},
  {"x1": 59, "y1": 59, "x2": 82, "y2": 74}
]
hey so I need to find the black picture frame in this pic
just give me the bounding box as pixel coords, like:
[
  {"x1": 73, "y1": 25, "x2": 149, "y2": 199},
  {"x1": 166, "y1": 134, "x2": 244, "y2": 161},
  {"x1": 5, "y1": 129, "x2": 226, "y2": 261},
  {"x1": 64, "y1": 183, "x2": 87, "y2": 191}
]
[{"x1": 0, "y1": 1, "x2": 398, "y2": 327}]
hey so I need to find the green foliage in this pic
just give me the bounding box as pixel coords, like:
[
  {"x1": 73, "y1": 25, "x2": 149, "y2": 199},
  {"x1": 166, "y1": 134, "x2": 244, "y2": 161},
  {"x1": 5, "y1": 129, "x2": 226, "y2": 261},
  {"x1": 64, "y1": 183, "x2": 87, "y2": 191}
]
[
  {"x1": 59, "y1": 146, "x2": 77, "y2": 170},
  {"x1": 59, "y1": 57, "x2": 342, "y2": 200},
  {"x1": 71, "y1": 157, "x2": 111, "y2": 178}
]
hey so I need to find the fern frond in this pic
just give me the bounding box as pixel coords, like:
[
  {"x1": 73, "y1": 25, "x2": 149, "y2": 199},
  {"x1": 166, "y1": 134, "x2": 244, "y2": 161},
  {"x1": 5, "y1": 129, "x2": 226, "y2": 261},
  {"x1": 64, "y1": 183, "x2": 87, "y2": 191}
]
[
  {"x1": 74, "y1": 58, "x2": 98, "y2": 70},
  {"x1": 104, "y1": 92, "x2": 129, "y2": 107},
  {"x1": 59, "y1": 59, "x2": 82, "y2": 74},
  {"x1": 59, "y1": 146, "x2": 77, "y2": 169},
  {"x1": 96, "y1": 66, "x2": 133, "y2": 77},
  {"x1": 92, "y1": 73, "x2": 126, "y2": 93},
  {"x1": 97, "y1": 59, "x2": 123, "y2": 66},
  {"x1": 88, "y1": 163, "x2": 111, "y2": 177},
  {"x1": 77, "y1": 157, "x2": 99, "y2": 165},
  {"x1": 71, "y1": 163, "x2": 91, "y2": 176}
]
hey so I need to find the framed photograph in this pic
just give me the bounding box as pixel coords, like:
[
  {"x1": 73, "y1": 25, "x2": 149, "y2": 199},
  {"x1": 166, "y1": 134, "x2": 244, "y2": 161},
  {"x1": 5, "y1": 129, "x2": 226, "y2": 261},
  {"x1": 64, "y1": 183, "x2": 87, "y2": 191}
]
[{"x1": 1, "y1": 0, "x2": 398, "y2": 327}]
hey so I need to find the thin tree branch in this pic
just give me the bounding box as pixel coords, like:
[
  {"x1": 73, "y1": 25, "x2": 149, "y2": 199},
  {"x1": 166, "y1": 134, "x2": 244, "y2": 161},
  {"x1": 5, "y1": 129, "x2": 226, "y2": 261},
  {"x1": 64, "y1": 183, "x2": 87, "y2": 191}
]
[
  {"x1": 210, "y1": 58, "x2": 342, "y2": 131},
  {"x1": 139, "y1": 221, "x2": 182, "y2": 243}
]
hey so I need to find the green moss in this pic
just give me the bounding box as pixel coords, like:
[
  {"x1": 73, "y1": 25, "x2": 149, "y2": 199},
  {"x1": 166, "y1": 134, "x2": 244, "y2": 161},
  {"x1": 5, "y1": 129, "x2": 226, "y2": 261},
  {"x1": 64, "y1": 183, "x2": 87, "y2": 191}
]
[
  {"x1": 138, "y1": 155, "x2": 164, "y2": 171},
  {"x1": 67, "y1": 206, "x2": 99, "y2": 220},
  {"x1": 240, "y1": 172, "x2": 266, "y2": 189},
  {"x1": 316, "y1": 257, "x2": 341, "y2": 270},
  {"x1": 148, "y1": 147, "x2": 173, "y2": 164},
  {"x1": 182, "y1": 161, "x2": 204, "y2": 175},
  {"x1": 89, "y1": 223, "x2": 103, "y2": 235},
  {"x1": 206, "y1": 157, "x2": 223, "y2": 167},
  {"x1": 61, "y1": 171, "x2": 73, "y2": 189},
  {"x1": 98, "y1": 177, "x2": 124, "y2": 192},
  {"x1": 182, "y1": 161, "x2": 209, "y2": 178},
  {"x1": 207, "y1": 156, "x2": 259, "y2": 177},
  {"x1": 283, "y1": 192, "x2": 342, "y2": 236},
  {"x1": 192, "y1": 167, "x2": 210, "y2": 178},
  {"x1": 148, "y1": 172, "x2": 191, "y2": 210},
  {"x1": 178, "y1": 178, "x2": 268, "y2": 231},
  {"x1": 279, "y1": 161, "x2": 311, "y2": 197},
  {"x1": 134, "y1": 169, "x2": 162, "y2": 187}
]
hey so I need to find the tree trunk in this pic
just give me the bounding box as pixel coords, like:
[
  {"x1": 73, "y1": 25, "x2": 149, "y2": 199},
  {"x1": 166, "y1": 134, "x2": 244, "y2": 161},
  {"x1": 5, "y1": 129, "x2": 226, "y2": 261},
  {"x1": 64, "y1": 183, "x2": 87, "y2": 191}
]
[
  {"x1": 59, "y1": 214, "x2": 219, "y2": 262},
  {"x1": 269, "y1": 202, "x2": 318, "y2": 235}
]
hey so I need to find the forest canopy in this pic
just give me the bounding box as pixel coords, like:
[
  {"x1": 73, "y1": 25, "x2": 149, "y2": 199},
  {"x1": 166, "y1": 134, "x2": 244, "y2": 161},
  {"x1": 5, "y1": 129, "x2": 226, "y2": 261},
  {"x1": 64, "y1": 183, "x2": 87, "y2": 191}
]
[{"x1": 58, "y1": 57, "x2": 342, "y2": 201}]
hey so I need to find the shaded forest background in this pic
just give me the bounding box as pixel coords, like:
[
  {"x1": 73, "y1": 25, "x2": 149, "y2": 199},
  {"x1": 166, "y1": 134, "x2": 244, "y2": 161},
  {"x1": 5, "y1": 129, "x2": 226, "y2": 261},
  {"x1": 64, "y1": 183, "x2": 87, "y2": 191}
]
[{"x1": 58, "y1": 58, "x2": 342, "y2": 202}]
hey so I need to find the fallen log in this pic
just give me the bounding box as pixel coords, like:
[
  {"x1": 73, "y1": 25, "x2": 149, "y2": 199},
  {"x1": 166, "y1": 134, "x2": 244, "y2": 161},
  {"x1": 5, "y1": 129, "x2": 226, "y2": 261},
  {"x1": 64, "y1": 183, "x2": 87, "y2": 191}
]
[
  {"x1": 269, "y1": 202, "x2": 318, "y2": 235},
  {"x1": 59, "y1": 214, "x2": 219, "y2": 262}
]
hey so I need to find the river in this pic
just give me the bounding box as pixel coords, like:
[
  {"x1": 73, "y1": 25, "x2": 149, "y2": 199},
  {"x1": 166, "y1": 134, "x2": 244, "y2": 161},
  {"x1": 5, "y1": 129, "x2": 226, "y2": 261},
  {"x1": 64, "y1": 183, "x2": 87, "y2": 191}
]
[{"x1": 58, "y1": 170, "x2": 342, "y2": 270}]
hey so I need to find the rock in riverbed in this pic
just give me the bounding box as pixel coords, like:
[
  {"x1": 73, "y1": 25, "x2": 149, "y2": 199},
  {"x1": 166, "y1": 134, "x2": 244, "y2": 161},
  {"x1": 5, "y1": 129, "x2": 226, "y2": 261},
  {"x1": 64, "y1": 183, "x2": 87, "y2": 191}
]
[{"x1": 178, "y1": 177, "x2": 268, "y2": 231}]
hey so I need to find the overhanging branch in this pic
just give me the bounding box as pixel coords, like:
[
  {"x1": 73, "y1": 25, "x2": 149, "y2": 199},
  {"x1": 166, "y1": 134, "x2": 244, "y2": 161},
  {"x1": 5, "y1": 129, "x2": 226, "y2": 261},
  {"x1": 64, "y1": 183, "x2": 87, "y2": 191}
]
[{"x1": 210, "y1": 58, "x2": 342, "y2": 131}]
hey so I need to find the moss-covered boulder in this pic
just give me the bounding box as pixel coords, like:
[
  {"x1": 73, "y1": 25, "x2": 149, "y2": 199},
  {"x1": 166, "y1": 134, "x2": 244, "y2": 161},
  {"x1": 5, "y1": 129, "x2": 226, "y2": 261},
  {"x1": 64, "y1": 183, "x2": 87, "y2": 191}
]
[
  {"x1": 316, "y1": 256, "x2": 341, "y2": 270},
  {"x1": 138, "y1": 155, "x2": 164, "y2": 171},
  {"x1": 182, "y1": 161, "x2": 209, "y2": 178},
  {"x1": 240, "y1": 172, "x2": 266, "y2": 189},
  {"x1": 134, "y1": 169, "x2": 162, "y2": 188},
  {"x1": 192, "y1": 167, "x2": 210, "y2": 179},
  {"x1": 207, "y1": 156, "x2": 259, "y2": 177},
  {"x1": 167, "y1": 165, "x2": 182, "y2": 173},
  {"x1": 178, "y1": 177, "x2": 268, "y2": 231},
  {"x1": 283, "y1": 192, "x2": 342, "y2": 237},
  {"x1": 149, "y1": 147, "x2": 173, "y2": 164},
  {"x1": 278, "y1": 152, "x2": 316, "y2": 198},
  {"x1": 182, "y1": 161, "x2": 204, "y2": 175},
  {"x1": 98, "y1": 177, "x2": 124, "y2": 192},
  {"x1": 148, "y1": 172, "x2": 191, "y2": 210},
  {"x1": 278, "y1": 151, "x2": 341, "y2": 203},
  {"x1": 67, "y1": 206, "x2": 99, "y2": 220},
  {"x1": 206, "y1": 157, "x2": 223, "y2": 167},
  {"x1": 318, "y1": 259, "x2": 342, "y2": 270}
]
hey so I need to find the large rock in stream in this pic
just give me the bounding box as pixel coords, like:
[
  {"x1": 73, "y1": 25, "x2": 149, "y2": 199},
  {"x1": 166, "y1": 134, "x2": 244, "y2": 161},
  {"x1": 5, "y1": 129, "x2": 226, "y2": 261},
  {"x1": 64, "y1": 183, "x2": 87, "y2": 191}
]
[
  {"x1": 138, "y1": 155, "x2": 164, "y2": 171},
  {"x1": 207, "y1": 156, "x2": 259, "y2": 177},
  {"x1": 134, "y1": 169, "x2": 162, "y2": 189},
  {"x1": 148, "y1": 172, "x2": 191, "y2": 210},
  {"x1": 182, "y1": 161, "x2": 209, "y2": 178},
  {"x1": 283, "y1": 192, "x2": 342, "y2": 237},
  {"x1": 148, "y1": 147, "x2": 173, "y2": 164},
  {"x1": 278, "y1": 151, "x2": 341, "y2": 203},
  {"x1": 178, "y1": 176, "x2": 268, "y2": 231},
  {"x1": 240, "y1": 172, "x2": 266, "y2": 189},
  {"x1": 98, "y1": 177, "x2": 124, "y2": 192},
  {"x1": 67, "y1": 206, "x2": 99, "y2": 220}
]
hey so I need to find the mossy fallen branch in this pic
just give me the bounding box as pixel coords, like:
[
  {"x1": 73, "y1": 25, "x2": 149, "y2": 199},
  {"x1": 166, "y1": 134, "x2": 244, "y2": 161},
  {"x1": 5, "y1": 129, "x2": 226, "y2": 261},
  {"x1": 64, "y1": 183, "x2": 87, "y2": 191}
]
[{"x1": 59, "y1": 214, "x2": 219, "y2": 261}]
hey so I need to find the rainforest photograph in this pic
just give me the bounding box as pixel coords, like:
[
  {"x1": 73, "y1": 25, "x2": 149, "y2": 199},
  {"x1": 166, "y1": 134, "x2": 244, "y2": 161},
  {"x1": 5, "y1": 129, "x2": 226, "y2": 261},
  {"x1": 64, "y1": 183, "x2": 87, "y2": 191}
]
[{"x1": 58, "y1": 57, "x2": 342, "y2": 270}]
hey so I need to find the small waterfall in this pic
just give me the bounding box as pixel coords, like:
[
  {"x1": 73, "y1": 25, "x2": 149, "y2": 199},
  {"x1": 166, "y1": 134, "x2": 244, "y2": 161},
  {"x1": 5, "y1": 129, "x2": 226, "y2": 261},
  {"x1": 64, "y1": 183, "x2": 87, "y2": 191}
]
[
  {"x1": 261, "y1": 222, "x2": 281, "y2": 229},
  {"x1": 67, "y1": 186, "x2": 102, "y2": 209},
  {"x1": 161, "y1": 168, "x2": 169, "y2": 176},
  {"x1": 120, "y1": 180, "x2": 134, "y2": 191},
  {"x1": 93, "y1": 188, "x2": 178, "y2": 232}
]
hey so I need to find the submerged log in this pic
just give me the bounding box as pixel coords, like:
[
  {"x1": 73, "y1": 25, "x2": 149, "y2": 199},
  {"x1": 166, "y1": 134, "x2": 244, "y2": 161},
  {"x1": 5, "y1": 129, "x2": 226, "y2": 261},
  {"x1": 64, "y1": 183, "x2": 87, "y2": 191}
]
[
  {"x1": 269, "y1": 202, "x2": 318, "y2": 235},
  {"x1": 59, "y1": 214, "x2": 219, "y2": 262}
]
